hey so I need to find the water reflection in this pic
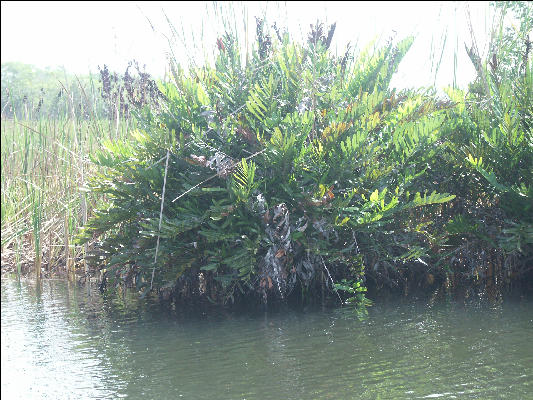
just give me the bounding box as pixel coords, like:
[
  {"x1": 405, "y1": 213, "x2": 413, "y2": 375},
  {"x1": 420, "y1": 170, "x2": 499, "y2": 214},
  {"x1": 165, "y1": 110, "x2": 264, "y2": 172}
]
[{"x1": 2, "y1": 279, "x2": 532, "y2": 399}]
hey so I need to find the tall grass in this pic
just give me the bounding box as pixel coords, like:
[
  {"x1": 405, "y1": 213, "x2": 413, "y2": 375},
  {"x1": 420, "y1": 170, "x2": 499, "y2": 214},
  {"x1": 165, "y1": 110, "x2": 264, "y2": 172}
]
[
  {"x1": 1, "y1": 57, "x2": 162, "y2": 279},
  {"x1": 1, "y1": 108, "x2": 132, "y2": 278}
]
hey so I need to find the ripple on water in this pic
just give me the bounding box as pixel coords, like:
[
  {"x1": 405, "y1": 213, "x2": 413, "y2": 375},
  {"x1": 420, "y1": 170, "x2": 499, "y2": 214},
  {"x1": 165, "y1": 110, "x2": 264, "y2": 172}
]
[{"x1": 2, "y1": 279, "x2": 533, "y2": 399}]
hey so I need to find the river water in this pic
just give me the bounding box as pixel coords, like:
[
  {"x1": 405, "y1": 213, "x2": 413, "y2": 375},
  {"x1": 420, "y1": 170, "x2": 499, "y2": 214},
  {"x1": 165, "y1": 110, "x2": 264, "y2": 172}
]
[{"x1": 1, "y1": 278, "x2": 532, "y2": 399}]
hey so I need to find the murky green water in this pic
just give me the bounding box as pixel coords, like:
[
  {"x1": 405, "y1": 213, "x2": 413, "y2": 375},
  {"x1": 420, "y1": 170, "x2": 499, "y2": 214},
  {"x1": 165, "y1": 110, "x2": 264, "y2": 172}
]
[{"x1": 1, "y1": 279, "x2": 532, "y2": 399}]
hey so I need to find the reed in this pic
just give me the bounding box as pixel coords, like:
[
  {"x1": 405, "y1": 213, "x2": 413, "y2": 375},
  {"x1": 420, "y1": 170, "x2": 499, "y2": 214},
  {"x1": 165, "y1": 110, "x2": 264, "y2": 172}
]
[
  {"x1": 1, "y1": 57, "x2": 163, "y2": 279},
  {"x1": 1, "y1": 111, "x2": 132, "y2": 278}
]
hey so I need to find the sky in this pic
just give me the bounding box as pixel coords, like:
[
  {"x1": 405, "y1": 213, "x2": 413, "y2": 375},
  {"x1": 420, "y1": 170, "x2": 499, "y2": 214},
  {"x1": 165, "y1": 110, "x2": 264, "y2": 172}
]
[{"x1": 1, "y1": 1, "x2": 497, "y2": 90}]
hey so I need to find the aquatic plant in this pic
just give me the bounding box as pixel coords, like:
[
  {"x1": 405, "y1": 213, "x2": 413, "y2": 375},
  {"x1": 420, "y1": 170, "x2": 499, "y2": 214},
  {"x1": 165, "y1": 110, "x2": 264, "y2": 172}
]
[
  {"x1": 430, "y1": 1, "x2": 533, "y2": 300},
  {"x1": 78, "y1": 19, "x2": 457, "y2": 306}
]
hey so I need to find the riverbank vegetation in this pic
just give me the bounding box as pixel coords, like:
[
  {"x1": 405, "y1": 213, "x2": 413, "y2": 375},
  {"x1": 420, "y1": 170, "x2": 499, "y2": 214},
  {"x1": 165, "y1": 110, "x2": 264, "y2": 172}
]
[
  {"x1": 2, "y1": 2, "x2": 532, "y2": 311},
  {"x1": 1, "y1": 62, "x2": 158, "y2": 277}
]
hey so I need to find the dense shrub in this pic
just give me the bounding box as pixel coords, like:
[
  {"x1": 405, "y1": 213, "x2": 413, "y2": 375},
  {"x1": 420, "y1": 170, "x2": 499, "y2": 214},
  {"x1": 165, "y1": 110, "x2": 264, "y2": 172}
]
[
  {"x1": 79, "y1": 9, "x2": 532, "y2": 307},
  {"x1": 429, "y1": 6, "x2": 533, "y2": 300}
]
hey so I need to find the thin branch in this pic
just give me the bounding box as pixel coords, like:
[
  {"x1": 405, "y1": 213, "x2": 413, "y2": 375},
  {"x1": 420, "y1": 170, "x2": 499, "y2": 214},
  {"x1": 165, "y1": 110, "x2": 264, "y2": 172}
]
[
  {"x1": 171, "y1": 148, "x2": 266, "y2": 203},
  {"x1": 151, "y1": 149, "x2": 170, "y2": 290},
  {"x1": 321, "y1": 256, "x2": 343, "y2": 305}
]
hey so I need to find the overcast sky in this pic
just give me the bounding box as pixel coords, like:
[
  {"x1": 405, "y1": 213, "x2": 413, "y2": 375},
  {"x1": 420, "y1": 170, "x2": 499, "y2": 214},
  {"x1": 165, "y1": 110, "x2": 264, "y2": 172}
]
[{"x1": 1, "y1": 1, "x2": 496, "y2": 90}]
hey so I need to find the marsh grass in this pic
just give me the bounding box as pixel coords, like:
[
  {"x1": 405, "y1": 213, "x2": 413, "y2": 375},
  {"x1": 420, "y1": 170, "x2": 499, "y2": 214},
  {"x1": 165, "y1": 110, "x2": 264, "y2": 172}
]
[{"x1": 0, "y1": 112, "x2": 132, "y2": 278}]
